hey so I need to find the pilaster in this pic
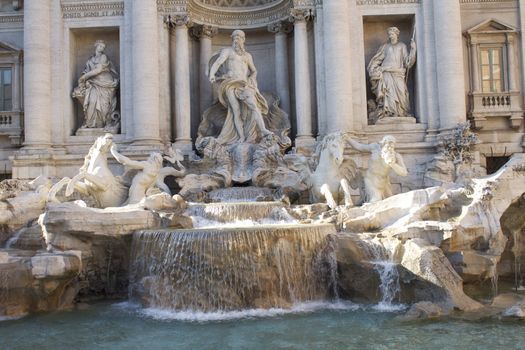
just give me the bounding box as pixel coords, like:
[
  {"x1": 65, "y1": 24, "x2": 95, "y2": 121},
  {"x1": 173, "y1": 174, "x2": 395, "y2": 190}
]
[
  {"x1": 322, "y1": 0, "x2": 354, "y2": 134},
  {"x1": 23, "y1": 0, "x2": 52, "y2": 150},
  {"x1": 433, "y1": 0, "x2": 467, "y2": 130},
  {"x1": 131, "y1": 0, "x2": 161, "y2": 145}
]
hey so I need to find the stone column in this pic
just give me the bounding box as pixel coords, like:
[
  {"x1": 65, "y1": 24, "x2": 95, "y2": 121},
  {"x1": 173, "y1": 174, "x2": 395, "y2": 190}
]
[
  {"x1": 132, "y1": 0, "x2": 160, "y2": 145},
  {"x1": 159, "y1": 18, "x2": 171, "y2": 143},
  {"x1": 23, "y1": 0, "x2": 51, "y2": 149},
  {"x1": 421, "y1": 0, "x2": 439, "y2": 135},
  {"x1": 291, "y1": 9, "x2": 314, "y2": 147},
  {"x1": 171, "y1": 15, "x2": 192, "y2": 153},
  {"x1": 313, "y1": 2, "x2": 326, "y2": 136},
  {"x1": 12, "y1": 56, "x2": 21, "y2": 111},
  {"x1": 192, "y1": 25, "x2": 218, "y2": 117},
  {"x1": 322, "y1": 0, "x2": 354, "y2": 133},
  {"x1": 506, "y1": 34, "x2": 517, "y2": 91},
  {"x1": 520, "y1": 3, "x2": 525, "y2": 104},
  {"x1": 469, "y1": 39, "x2": 481, "y2": 93},
  {"x1": 268, "y1": 21, "x2": 292, "y2": 115},
  {"x1": 433, "y1": 0, "x2": 467, "y2": 130}
]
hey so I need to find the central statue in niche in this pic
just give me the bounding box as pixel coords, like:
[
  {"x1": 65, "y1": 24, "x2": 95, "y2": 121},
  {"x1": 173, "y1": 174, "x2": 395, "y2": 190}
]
[
  {"x1": 208, "y1": 30, "x2": 273, "y2": 144},
  {"x1": 195, "y1": 30, "x2": 292, "y2": 186}
]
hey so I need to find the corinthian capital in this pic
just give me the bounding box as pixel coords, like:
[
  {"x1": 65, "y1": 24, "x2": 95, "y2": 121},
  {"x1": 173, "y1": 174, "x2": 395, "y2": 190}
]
[
  {"x1": 164, "y1": 14, "x2": 193, "y2": 28},
  {"x1": 289, "y1": 8, "x2": 314, "y2": 23},
  {"x1": 190, "y1": 25, "x2": 219, "y2": 40},
  {"x1": 268, "y1": 21, "x2": 293, "y2": 35}
]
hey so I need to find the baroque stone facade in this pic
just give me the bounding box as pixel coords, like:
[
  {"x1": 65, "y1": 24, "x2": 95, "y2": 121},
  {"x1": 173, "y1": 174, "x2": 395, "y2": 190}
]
[{"x1": 0, "y1": 0, "x2": 522, "y2": 184}]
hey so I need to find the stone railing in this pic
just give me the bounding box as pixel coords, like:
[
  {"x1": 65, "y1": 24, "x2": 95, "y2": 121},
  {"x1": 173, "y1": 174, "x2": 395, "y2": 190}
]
[
  {"x1": 469, "y1": 91, "x2": 523, "y2": 129},
  {"x1": 478, "y1": 92, "x2": 511, "y2": 109},
  {"x1": 0, "y1": 110, "x2": 23, "y2": 144}
]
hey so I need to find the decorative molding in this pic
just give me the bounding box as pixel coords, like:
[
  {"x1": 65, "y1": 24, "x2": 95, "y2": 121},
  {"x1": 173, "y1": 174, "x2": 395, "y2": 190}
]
[
  {"x1": 190, "y1": 25, "x2": 219, "y2": 40},
  {"x1": 293, "y1": 0, "x2": 316, "y2": 7},
  {"x1": 289, "y1": 8, "x2": 313, "y2": 23},
  {"x1": 186, "y1": 0, "x2": 293, "y2": 29},
  {"x1": 60, "y1": 1, "x2": 124, "y2": 19},
  {"x1": 357, "y1": 0, "x2": 419, "y2": 5},
  {"x1": 268, "y1": 20, "x2": 293, "y2": 34},
  {"x1": 165, "y1": 14, "x2": 193, "y2": 28},
  {"x1": 460, "y1": 0, "x2": 516, "y2": 3},
  {"x1": 157, "y1": 0, "x2": 189, "y2": 14},
  {"x1": 197, "y1": 0, "x2": 279, "y2": 7}
]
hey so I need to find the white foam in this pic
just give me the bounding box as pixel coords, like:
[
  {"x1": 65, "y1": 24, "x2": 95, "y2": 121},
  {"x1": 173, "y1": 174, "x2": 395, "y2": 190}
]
[
  {"x1": 191, "y1": 217, "x2": 298, "y2": 229},
  {"x1": 130, "y1": 301, "x2": 359, "y2": 322},
  {"x1": 0, "y1": 314, "x2": 27, "y2": 322},
  {"x1": 370, "y1": 302, "x2": 407, "y2": 313}
]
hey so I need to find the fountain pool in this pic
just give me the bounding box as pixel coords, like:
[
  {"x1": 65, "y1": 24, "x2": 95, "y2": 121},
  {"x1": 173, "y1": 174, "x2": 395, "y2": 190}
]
[{"x1": 1, "y1": 301, "x2": 524, "y2": 350}]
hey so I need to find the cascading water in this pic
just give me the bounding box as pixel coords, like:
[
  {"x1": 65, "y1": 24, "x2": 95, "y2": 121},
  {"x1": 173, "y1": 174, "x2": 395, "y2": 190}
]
[
  {"x1": 186, "y1": 202, "x2": 296, "y2": 228},
  {"x1": 208, "y1": 187, "x2": 275, "y2": 203},
  {"x1": 357, "y1": 237, "x2": 402, "y2": 310},
  {"x1": 513, "y1": 229, "x2": 524, "y2": 291},
  {"x1": 373, "y1": 261, "x2": 401, "y2": 309},
  {"x1": 129, "y1": 224, "x2": 338, "y2": 311}
]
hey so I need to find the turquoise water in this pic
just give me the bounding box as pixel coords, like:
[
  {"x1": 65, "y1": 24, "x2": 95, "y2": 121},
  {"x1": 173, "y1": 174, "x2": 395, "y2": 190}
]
[{"x1": 0, "y1": 301, "x2": 524, "y2": 350}]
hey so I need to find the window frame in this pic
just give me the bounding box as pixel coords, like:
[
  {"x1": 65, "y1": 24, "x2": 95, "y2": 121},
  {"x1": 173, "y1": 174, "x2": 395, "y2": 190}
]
[
  {"x1": 0, "y1": 66, "x2": 13, "y2": 111},
  {"x1": 479, "y1": 46, "x2": 505, "y2": 93}
]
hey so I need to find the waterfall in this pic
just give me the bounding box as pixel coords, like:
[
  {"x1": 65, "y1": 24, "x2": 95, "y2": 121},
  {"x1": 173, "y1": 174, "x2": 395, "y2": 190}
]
[
  {"x1": 357, "y1": 237, "x2": 402, "y2": 309},
  {"x1": 186, "y1": 202, "x2": 297, "y2": 228},
  {"x1": 129, "y1": 224, "x2": 338, "y2": 311},
  {"x1": 187, "y1": 202, "x2": 285, "y2": 223},
  {"x1": 208, "y1": 187, "x2": 275, "y2": 202},
  {"x1": 513, "y1": 229, "x2": 524, "y2": 291},
  {"x1": 373, "y1": 261, "x2": 401, "y2": 309},
  {"x1": 4, "y1": 228, "x2": 24, "y2": 248}
]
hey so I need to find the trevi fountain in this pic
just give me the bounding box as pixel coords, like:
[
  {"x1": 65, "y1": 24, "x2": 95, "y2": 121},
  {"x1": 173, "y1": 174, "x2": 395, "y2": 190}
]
[{"x1": 1, "y1": 0, "x2": 525, "y2": 349}]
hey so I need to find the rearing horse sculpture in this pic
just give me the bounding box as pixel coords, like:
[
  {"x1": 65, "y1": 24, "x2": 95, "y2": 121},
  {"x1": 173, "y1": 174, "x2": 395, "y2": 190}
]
[
  {"x1": 48, "y1": 133, "x2": 128, "y2": 208},
  {"x1": 294, "y1": 133, "x2": 357, "y2": 209}
]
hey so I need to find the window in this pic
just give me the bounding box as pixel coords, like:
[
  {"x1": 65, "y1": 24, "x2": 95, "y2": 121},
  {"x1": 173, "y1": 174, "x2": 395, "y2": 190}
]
[
  {"x1": 465, "y1": 19, "x2": 523, "y2": 130},
  {"x1": 0, "y1": 68, "x2": 12, "y2": 111},
  {"x1": 480, "y1": 47, "x2": 503, "y2": 93}
]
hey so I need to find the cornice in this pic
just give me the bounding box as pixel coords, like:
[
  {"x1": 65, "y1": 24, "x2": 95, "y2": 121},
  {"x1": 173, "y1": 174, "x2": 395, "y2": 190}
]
[
  {"x1": 60, "y1": 0, "x2": 124, "y2": 19},
  {"x1": 460, "y1": 0, "x2": 516, "y2": 3},
  {"x1": 357, "y1": 0, "x2": 419, "y2": 5},
  {"x1": 157, "y1": 0, "x2": 189, "y2": 14},
  {"x1": 186, "y1": 0, "x2": 293, "y2": 29}
]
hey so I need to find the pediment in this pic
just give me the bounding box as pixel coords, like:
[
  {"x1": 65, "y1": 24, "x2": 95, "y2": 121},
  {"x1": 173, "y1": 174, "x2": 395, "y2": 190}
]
[
  {"x1": 467, "y1": 19, "x2": 517, "y2": 35},
  {"x1": 0, "y1": 40, "x2": 20, "y2": 54}
]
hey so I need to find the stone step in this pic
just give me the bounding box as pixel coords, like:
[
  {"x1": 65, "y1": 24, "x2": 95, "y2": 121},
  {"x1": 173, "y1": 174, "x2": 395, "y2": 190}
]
[{"x1": 6, "y1": 225, "x2": 45, "y2": 250}]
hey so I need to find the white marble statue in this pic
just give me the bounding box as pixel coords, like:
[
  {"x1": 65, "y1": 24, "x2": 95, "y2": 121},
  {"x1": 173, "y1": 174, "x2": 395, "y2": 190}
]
[
  {"x1": 72, "y1": 40, "x2": 119, "y2": 130},
  {"x1": 294, "y1": 133, "x2": 356, "y2": 209},
  {"x1": 368, "y1": 27, "x2": 416, "y2": 121},
  {"x1": 347, "y1": 135, "x2": 408, "y2": 203},
  {"x1": 110, "y1": 146, "x2": 186, "y2": 205},
  {"x1": 48, "y1": 133, "x2": 128, "y2": 208},
  {"x1": 208, "y1": 30, "x2": 273, "y2": 144},
  {"x1": 48, "y1": 134, "x2": 186, "y2": 208}
]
